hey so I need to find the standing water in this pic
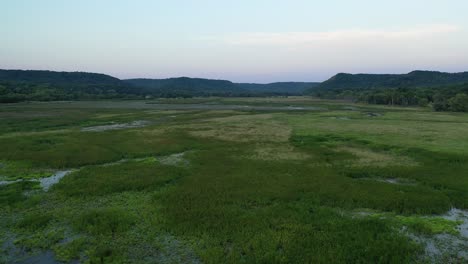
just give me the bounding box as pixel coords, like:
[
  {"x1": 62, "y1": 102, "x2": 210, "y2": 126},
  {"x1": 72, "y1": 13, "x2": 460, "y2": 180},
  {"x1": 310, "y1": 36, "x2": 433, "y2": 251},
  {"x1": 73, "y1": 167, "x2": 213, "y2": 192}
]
[{"x1": 39, "y1": 170, "x2": 72, "y2": 191}]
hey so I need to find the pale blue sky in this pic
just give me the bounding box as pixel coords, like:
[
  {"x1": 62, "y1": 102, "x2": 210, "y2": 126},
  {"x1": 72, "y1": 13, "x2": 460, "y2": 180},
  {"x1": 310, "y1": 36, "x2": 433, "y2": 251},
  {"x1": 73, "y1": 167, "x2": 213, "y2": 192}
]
[{"x1": 1, "y1": 0, "x2": 468, "y2": 82}]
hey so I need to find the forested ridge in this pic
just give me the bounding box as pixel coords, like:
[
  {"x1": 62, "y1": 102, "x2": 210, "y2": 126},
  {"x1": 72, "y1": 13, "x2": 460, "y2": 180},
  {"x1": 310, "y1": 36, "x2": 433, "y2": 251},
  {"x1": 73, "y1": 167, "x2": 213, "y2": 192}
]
[
  {"x1": 0, "y1": 70, "x2": 315, "y2": 102},
  {"x1": 308, "y1": 71, "x2": 468, "y2": 112},
  {"x1": 2, "y1": 69, "x2": 468, "y2": 112},
  {"x1": 124, "y1": 78, "x2": 318, "y2": 97}
]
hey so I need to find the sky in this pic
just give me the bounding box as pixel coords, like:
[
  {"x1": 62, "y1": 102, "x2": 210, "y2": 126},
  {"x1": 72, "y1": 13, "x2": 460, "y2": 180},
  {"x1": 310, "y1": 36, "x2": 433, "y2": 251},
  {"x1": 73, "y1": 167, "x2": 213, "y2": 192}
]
[{"x1": 1, "y1": 0, "x2": 468, "y2": 83}]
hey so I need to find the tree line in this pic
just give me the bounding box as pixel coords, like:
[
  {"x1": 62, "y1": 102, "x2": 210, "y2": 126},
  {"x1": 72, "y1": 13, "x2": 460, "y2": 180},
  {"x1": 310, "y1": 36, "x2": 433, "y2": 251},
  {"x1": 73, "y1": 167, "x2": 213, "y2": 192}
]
[{"x1": 310, "y1": 83, "x2": 468, "y2": 112}]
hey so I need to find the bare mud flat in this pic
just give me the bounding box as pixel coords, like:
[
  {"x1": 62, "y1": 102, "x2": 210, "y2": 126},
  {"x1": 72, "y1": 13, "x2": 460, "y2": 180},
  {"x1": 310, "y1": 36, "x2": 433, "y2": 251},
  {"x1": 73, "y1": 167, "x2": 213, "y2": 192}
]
[
  {"x1": 39, "y1": 170, "x2": 72, "y2": 191},
  {"x1": 1, "y1": 234, "x2": 61, "y2": 264},
  {"x1": 351, "y1": 207, "x2": 468, "y2": 261},
  {"x1": 365, "y1": 112, "x2": 383, "y2": 117},
  {"x1": 375, "y1": 178, "x2": 417, "y2": 185},
  {"x1": 410, "y1": 208, "x2": 468, "y2": 261},
  {"x1": 443, "y1": 208, "x2": 468, "y2": 238},
  {"x1": 0, "y1": 179, "x2": 22, "y2": 186},
  {"x1": 158, "y1": 152, "x2": 190, "y2": 166},
  {"x1": 18, "y1": 251, "x2": 58, "y2": 264},
  {"x1": 81, "y1": 120, "x2": 150, "y2": 132},
  {"x1": 0, "y1": 170, "x2": 72, "y2": 191}
]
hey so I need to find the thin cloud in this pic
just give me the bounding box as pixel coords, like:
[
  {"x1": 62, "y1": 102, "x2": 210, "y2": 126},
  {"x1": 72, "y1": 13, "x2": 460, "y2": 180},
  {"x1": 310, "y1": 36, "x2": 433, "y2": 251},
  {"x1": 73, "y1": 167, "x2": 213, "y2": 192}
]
[{"x1": 217, "y1": 24, "x2": 461, "y2": 46}]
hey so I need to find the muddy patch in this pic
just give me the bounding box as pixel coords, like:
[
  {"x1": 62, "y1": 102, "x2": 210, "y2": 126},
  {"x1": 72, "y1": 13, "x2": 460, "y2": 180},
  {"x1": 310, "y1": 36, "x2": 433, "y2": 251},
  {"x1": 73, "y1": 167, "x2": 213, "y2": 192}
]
[
  {"x1": 286, "y1": 106, "x2": 306, "y2": 110},
  {"x1": 1, "y1": 234, "x2": 60, "y2": 264},
  {"x1": 0, "y1": 179, "x2": 22, "y2": 186},
  {"x1": 342, "y1": 106, "x2": 358, "y2": 111},
  {"x1": 443, "y1": 208, "x2": 468, "y2": 239},
  {"x1": 352, "y1": 208, "x2": 468, "y2": 261},
  {"x1": 18, "y1": 250, "x2": 59, "y2": 264},
  {"x1": 155, "y1": 235, "x2": 201, "y2": 264},
  {"x1": 330, "y1": 116, "x2": 351, "y2": 120},
  {"x1": 249, "y1": 144, "x2": 311, "y2": 161},
  {"x1": 0, "y1": 170, "x2": 72, "y2": 191},
  {"x1": 127, "y1": 234, "x2": 201, "y2": 264},
  {"x1": 410, "y1": 232, "x2": 467, "y2": 261},
  {"x1": 39, "y1": 170, "x2": 72, "y2": 191},
  {"x1": 409, "y1": 208, "x2": 468, "y2": 261},
  {"x1": 372, "y1": 178, "x2": 417, "y2": 185},
  {"x1": 158, "y1": 152, "x2": 189, "y2": 166},
  {"x1": 99, "y1": 158, "x2": 132, "y2": 167},
  {"x1": 91, "y1": 154, "x2": 188, "y2": 168},
  {"x1": 81, "y1": 120, "x2": 150, "y2": 132},
  {"x1": 365, "y1": 112, "x2": 383, "y2": 117}
]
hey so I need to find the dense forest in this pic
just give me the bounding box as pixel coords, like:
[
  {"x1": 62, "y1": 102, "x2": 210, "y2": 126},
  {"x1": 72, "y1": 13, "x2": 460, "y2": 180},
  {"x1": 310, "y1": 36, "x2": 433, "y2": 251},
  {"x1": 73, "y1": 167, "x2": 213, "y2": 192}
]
[
  {"x1": 2, "y1": 69, "x2": 468, "y2": 112},
  {"x1": 124, "y1": 77, "x2": 245, "y2": 97},
  {"x1": 124, "y1": 78, "x2": 317, "y2": 97},
  {"x1": 237, "y1": 82, "x2": 319, "y2": 95},
  {"x1": 0, "y1": 70, "x2": 144, "y2": 103},
  {"x1": 315, "y1": 71, "x2": 468, "y2": 90},
  {"x1": 308, "y1": 71, "x2": 468, "y2": 112},
  {"x1": 0, "y1": 70, "x2": 315, "y2": 102}
]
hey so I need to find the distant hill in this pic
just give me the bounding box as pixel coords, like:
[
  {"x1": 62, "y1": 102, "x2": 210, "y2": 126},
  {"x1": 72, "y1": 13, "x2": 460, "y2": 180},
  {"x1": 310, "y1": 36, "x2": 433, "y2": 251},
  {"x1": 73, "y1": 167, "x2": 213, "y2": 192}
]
[
  {"x1": 0, "y1": 70, "x2": 318, "y2": 102},
  {"x1": 0, "y1": 69, "x2": 123, "y2": 86},
  {"x1": 306, "y1": 70, "x2": 468, "y2": 112},
  {"x1": 310, "y1": 71, "x2": 468, "y2": 92},
  {"x1": 0, "y1": 69, "x2": 143, "y2": 102},
  {"x1": 237, "y1": 82, "x2": 319, "y2": 95},
  {"x1": 125, "y1": 78, "x2": 318, "y2": 96},
  {"x1": 124, "y1": 77, "x2": 246, "y2": 97}
]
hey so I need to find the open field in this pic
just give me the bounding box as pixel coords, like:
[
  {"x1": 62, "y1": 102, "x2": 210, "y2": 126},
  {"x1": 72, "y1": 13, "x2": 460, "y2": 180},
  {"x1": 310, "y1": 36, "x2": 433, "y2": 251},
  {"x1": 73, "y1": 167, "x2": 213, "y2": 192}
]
[{"x1": 1, "y1": 98, "x2": 467, "y2": 263}]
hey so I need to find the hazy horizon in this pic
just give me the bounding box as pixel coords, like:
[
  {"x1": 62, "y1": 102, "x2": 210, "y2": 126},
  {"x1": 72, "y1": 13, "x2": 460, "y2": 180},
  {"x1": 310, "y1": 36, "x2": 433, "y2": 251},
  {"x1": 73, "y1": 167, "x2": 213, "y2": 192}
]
[{"x1": 2, "y1": 0, "x2": 468, "y2": 83}]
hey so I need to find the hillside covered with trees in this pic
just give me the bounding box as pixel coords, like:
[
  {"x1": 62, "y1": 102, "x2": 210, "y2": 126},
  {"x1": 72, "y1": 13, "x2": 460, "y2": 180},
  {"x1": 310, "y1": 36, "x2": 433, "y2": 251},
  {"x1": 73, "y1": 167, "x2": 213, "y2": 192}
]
[
  {"x1": 0, "y1": 70, "x2": 144, "y2": 103},
  {"x1": 308, "y1": 71, "x2": 468, "y2": 112},
  {"x1": 124, "y1": 77, "x2": 245, "y2": 97},
  {"x1": 125, "y1": 78, "x2": 318, "y2": 97},
  {"x1": 0, "y1": 70, "x2": 315, "y2": 102}
]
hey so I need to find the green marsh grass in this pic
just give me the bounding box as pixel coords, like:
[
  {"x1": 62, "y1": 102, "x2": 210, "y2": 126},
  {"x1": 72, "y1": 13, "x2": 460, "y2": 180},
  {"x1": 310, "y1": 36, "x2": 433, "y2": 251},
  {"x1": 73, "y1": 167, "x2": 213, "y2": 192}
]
[{"x1": 0, "y1": 99, "x2": 467, "y2": 263}]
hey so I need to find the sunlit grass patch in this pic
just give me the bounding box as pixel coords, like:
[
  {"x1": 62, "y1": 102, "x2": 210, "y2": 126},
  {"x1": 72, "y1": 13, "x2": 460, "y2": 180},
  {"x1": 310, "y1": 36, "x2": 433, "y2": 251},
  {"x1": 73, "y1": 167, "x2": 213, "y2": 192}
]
[
  {"x1": 336, "y1": 146, "x2": 418, "y2": 167},
  {"x1": 248, "y1": 144, "x2": 311, "y2": 161},
  {"x1": 288, "y1": 110, "x2": 468, "y2": 154},
  {"x1": 396, "y1": 215, "x2": 462, "y2": 236},
  {"x1": 158, "y1": 152, "x2": 190, "y2": 166},
  {"x1": 189, "y1": 114, "x2": 291, "y2": 142},
  {"x1": 356, "y1": 210, "x2": 463, "y2": 236}
]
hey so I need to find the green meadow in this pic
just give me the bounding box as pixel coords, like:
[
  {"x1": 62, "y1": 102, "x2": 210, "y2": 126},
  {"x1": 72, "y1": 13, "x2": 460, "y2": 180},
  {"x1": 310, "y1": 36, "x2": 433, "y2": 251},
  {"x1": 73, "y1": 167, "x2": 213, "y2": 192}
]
[{"x1": 1, "y1": 98, "x2": 467, "y2": 263}]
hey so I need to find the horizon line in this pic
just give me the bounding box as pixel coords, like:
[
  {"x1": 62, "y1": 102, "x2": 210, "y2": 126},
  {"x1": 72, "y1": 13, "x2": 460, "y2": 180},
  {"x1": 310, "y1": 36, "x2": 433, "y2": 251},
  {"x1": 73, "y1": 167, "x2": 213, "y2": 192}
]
[{"x1": 1, "y1": 68, "x2": 468, "y2": 84}]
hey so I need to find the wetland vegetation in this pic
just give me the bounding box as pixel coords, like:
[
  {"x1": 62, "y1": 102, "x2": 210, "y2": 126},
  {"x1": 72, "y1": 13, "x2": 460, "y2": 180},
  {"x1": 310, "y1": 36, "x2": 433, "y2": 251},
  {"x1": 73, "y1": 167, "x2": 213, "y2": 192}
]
[{"x1": 1, "y1": 98, "x2": 467, "y2": 263}]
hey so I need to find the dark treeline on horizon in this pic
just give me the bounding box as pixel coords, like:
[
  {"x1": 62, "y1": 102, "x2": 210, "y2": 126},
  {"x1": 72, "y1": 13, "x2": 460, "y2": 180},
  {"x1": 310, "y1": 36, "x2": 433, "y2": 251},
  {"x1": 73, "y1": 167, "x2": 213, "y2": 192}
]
[
  {"x1": 0, "y1": 70, "x2": 316, "y2": 102},
  {"x1": 1, "y1": 69, "x2": 468, "y2": 112}
]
